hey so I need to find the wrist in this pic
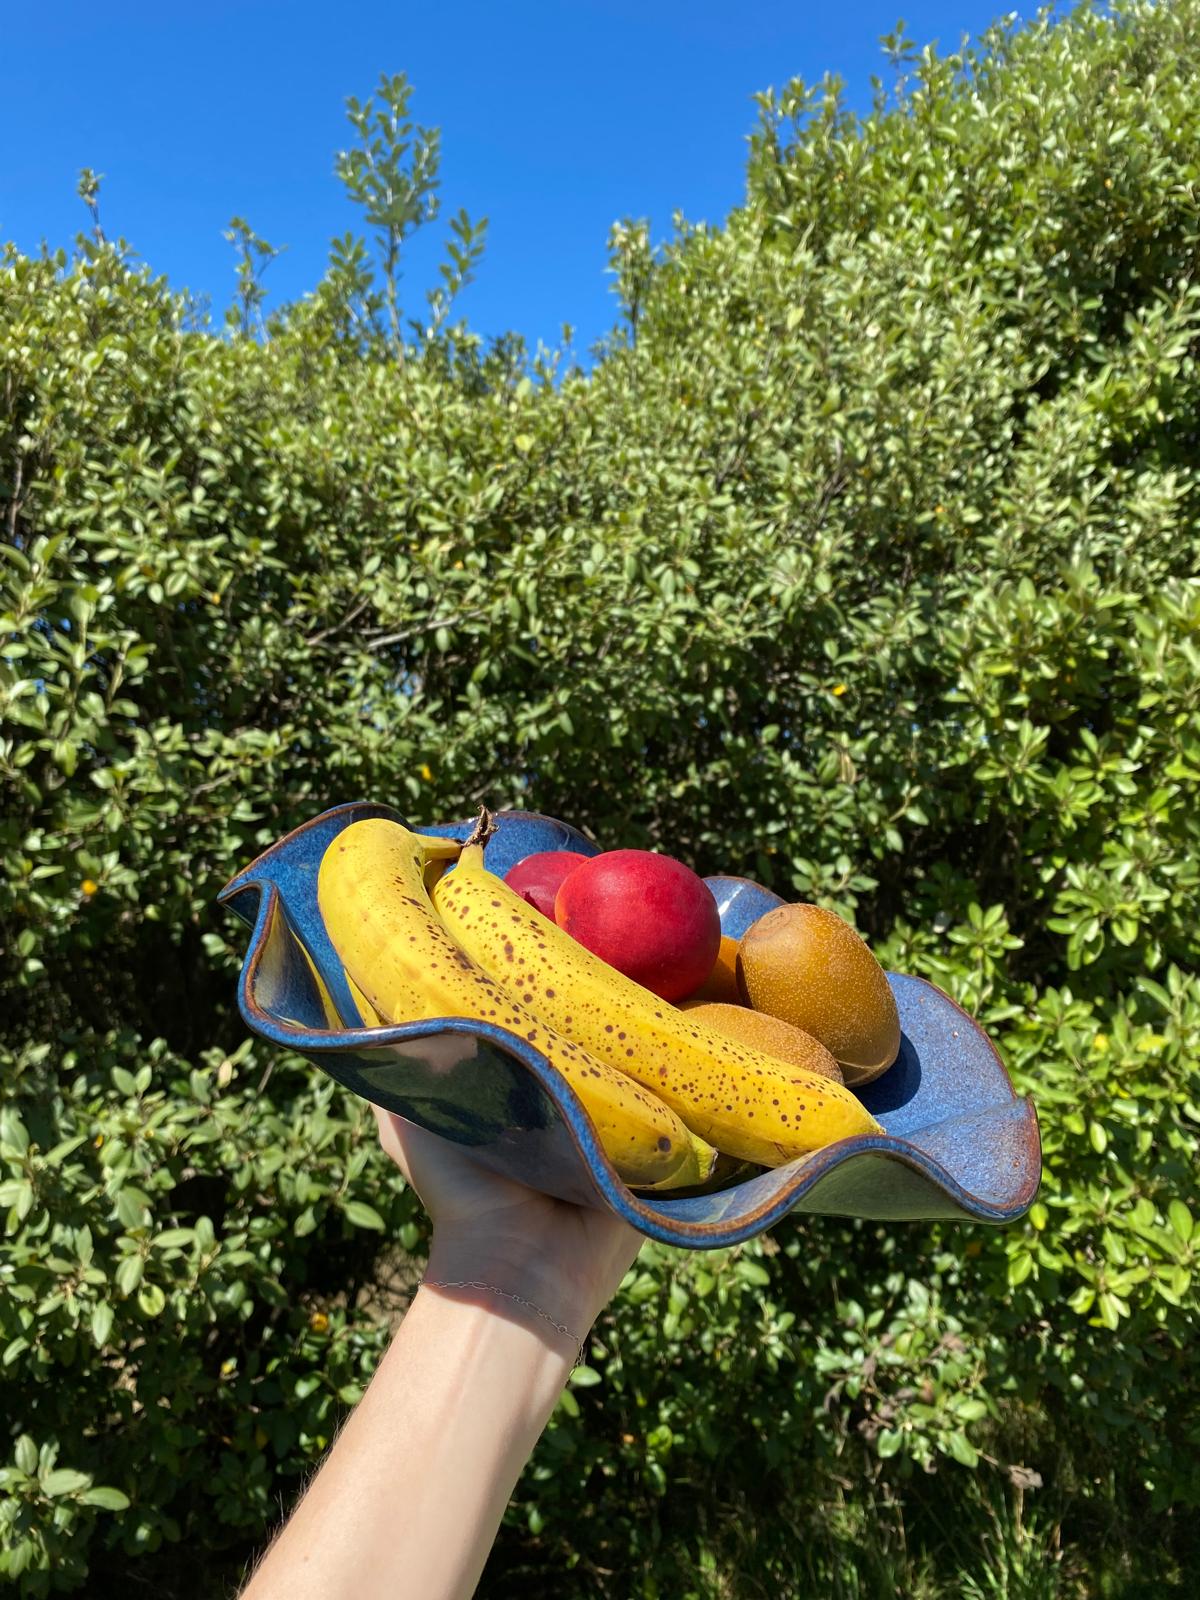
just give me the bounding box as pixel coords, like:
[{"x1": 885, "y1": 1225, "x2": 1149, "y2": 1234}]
[{"x1": 424, "y1": 1229, "x2": 607, "y2": 1340}]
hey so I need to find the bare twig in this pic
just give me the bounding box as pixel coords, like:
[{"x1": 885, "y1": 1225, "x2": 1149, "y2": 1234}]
[
  {"x1": 303, "y1": 594, "x2": 372, "y2": 650},
  {"x1": 5, "y1": 452, "x2": 24, "y2": 543},
  {"x1": 363, "y1": 606, "x2": 489, "y2": 654}
]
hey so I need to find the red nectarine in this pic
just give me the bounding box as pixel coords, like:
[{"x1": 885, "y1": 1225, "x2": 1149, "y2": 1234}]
[
  {"x1": 554, "y1": 849, "x2": 720, "y2": 1001},
  {"x1": 503, "y1": 850, "x2": 590, "y2": 919}
]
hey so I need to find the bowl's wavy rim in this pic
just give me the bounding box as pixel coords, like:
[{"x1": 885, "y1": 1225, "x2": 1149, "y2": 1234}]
[
  {"x1": 218, "y1": 807, "x2": 1042, "y2": 1247},
  {"x1": 219, "y1": 802, "x2": 592, "y2": 904}
]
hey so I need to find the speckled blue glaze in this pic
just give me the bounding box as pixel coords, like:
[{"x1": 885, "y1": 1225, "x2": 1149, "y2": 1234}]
[
  {"x1": 703, "y1": 875, "x2": 785, "y2": 939},
  {"x1": 219, "y1": 803, "x2": 1040, "y2": 1247}
]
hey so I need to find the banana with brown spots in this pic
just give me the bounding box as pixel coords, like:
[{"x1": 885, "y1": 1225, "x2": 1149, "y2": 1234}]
[
  {"x1": 431, "y1": 823, "x2": 884, "y2": 1167},
  {"x1": 318, "y1": 818, "x2": 716, "y2": 1192}
]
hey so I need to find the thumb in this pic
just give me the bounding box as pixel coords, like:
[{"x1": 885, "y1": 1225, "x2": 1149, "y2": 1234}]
[{"x1": 371, "y1": 1103, "x2": 416, "y2": 1186}]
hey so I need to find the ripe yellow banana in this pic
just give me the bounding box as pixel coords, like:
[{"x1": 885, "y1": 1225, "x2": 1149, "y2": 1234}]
[
  {"x1": 318, "y1": 818, "x2": 715, "y2": 1193},
  {"x1": 432, "y1": 837, "x2": 885, "y2": 1166}
]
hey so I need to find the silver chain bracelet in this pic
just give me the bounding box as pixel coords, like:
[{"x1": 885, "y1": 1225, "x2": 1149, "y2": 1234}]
[{"x1": 424, "y1": 1279, "x2": 587, "y2": 1369}]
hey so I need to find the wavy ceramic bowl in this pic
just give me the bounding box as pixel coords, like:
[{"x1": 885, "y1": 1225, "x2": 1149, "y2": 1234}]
[{"x1": 218, "y1": 803, "x2": 1040, "y2": 1249}]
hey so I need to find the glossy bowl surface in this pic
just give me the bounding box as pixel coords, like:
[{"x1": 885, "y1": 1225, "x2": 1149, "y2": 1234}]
[{"x1": 219, "y1": 803, "x2": 1040, "y2": 1248}]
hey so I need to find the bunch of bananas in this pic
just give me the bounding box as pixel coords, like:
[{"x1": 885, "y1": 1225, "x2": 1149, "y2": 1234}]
[{"x1": 318, "y1": 816, "x2": 883, "y2": 1194}]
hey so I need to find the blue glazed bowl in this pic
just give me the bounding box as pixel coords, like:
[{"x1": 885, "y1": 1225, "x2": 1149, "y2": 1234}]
[{"x1": 218, "y1": 802, "x2": 1040, "y2": 1248}]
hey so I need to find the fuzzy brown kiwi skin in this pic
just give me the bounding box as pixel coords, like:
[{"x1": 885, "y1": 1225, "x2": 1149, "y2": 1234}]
[
  {"x1": 736, "y1": 904, "x2": 900, "y2": 1085},
  {"x1": 676, "y1": 1000, "x2": 845, "y2": 1084}
]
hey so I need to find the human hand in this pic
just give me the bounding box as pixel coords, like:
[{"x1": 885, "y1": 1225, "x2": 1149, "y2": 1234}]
[{"x1": 373, "y1": 1107, "x2": 643, "y2": 1342}]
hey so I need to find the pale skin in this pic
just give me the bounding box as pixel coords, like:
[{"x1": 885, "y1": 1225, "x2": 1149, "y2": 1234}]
[{"x1": 241, "y1": 1108, "x2": 643, "y2": 1600}]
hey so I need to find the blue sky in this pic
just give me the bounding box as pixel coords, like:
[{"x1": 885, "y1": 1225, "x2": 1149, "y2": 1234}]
[{"x1": 1, "y1": 2, "x2": 1019, "y2": 360}]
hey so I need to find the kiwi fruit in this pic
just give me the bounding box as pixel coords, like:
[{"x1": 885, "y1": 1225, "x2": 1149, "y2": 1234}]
[
  {"x1": 677, "y1": 1000, "x2": 843, "y2": 1083},
  {"x1": 736, "y1": 903, "x2": 900, "y2": 1086}
]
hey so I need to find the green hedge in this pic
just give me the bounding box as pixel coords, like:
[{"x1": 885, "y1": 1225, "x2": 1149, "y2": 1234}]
[{"x1": 3, "y1": 2, "x2": 1200, "y2": 1593}]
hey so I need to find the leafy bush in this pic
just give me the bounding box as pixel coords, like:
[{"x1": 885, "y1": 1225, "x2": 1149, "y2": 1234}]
[{"x1": 3, "y1": 3, "x2": 1200, "y2": 1593}]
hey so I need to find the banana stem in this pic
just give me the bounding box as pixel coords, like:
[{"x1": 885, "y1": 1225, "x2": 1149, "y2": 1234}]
[{"x1": 464, "y1": 805, "x2": 498, "y2": 852}]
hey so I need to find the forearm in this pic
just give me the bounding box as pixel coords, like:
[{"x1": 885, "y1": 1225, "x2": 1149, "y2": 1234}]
[{"x1": 242, "y1": 1265, "x2": 581, "y2": 1600}]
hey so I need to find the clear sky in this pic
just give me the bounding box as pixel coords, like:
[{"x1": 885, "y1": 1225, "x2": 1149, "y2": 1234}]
[{"x1": 1, "y1": 2, "x2": 1019, "y2": 361}]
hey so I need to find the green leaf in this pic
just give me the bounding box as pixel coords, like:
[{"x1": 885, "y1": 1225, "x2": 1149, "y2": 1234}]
[
  {"x1": 43, "y1": 1133, "x2": 88, "y2": 1168},
  {"x1": 91, "y1": 1302, "x2": 114, "y2": 1348},
  {"x1": 14, "y1": 1435, "x2": 37, "y2": 1475},
  {"x1": 1, "y1": 1181, "x2": 34, "y2": 1222},
  {"x1": 115, "y1": 1255, "x2": 144, "y2": 1296},
  {"x1": 1168, "y1": 1201, "x2": 1193, "y2": 1243},
  {"x1": 0, "y1": 1109, "x2": 30, "y2": 1155},
  {"x1": 116, "y1": 1187, "x2": 151, "y2": 1228},
  {"x1": 7, "y1": 1539, "x2": 34, "y2": 1578},
  {"x1": 343, "y1": 1200, "x2": 385, "y2": 1231},
  {"x1": 1008, "y1": 1251, "x2": 1034, "y2": 1287},
  {"x1": 43, "y1": 1468, "x2": 92, "y2": 1497},
  {"x1": 946, "y1": 1432, "x2": 979, "y2": 1469},
  {"x1": 152, "y1": 1228, "x2": 196, "y2": 1250},
  {"x1": 137, "y1": 1283, "x2": 167, "y2": 1317},
  {"x1": 1097, "y1": 1292, "x2": 1125, "y2": 1331},
  {"x1": 877, "y1": 1429, "x2": 904, "y2": 1458},
  {"x1": 80, "y1": 1485, "x2": 131, "y2": 1511}
]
